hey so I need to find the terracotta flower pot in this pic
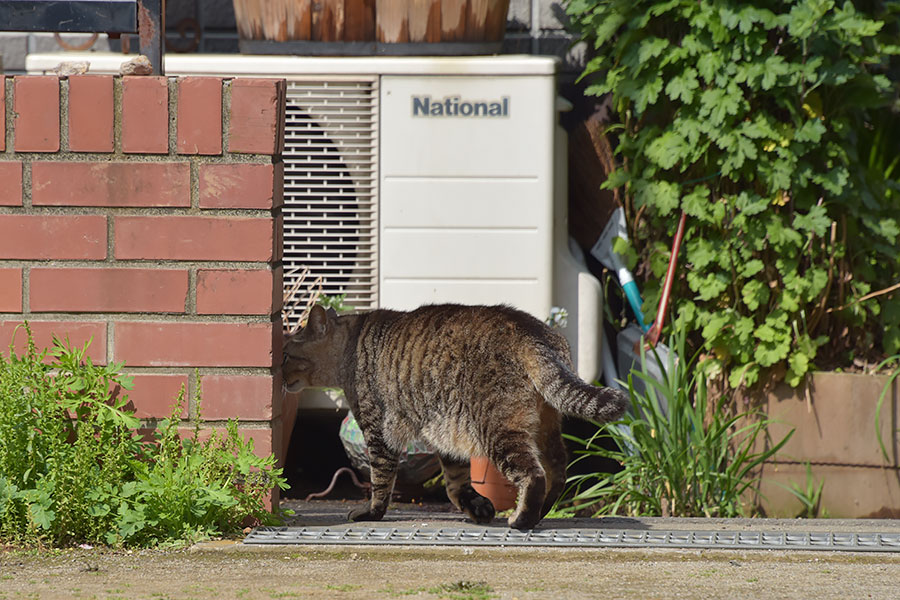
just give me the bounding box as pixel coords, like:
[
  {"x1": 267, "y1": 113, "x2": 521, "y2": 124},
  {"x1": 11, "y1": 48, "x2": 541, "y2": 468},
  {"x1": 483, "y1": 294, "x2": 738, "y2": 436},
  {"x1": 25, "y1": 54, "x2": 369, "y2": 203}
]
[{"x1": 470, "y1": 456, "x2": 516, "y2": 511}]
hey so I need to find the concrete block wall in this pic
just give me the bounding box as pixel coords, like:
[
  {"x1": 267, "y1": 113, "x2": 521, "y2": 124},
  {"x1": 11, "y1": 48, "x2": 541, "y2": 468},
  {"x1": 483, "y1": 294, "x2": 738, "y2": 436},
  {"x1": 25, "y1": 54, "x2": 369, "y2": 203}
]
[{"x1": 0, "y1": 74, "x2": 287, "y2": 494}]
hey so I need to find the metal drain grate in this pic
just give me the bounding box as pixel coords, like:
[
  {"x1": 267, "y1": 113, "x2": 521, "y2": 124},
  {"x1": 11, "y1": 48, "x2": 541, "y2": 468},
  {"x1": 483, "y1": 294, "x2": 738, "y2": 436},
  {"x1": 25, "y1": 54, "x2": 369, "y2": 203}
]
[{"x1": 244, "y1": 526, "x2": 900, "y2": 552}]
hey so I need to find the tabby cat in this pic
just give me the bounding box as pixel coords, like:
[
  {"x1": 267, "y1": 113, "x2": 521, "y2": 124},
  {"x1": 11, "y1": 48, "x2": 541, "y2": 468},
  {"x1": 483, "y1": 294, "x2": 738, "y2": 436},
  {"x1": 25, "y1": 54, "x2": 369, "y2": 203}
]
[{"x1": 282, "y1": 303, "x2": 628, "y2": 530}]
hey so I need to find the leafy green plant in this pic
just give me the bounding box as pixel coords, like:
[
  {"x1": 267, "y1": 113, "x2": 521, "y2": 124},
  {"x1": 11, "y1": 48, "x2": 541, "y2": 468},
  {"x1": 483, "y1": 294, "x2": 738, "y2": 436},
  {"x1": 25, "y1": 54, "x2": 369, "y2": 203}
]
[
  {"x1": 104, "y1": 387, "x2": 287, "y2": 547},
  {"x1": 775, "y1": 462, "x2": 826, "y2": 518},
  {"x1": 0, "y1": 324, "x2": 287, "y2": 548},
  {"x1": 318, "y1": 294, "x2": 351, "y2": 313},
  {"x1": 556, "y1": 318, "x2": 793, "y2": 517},
  {"x1": 565, "y1": 0, "x2": 900, "y2": 390},
  {"x1": 429, "y1": 581, "x2": 497, "y2": 600},
  {"x1": 0, "y1": 324, "x2": 143, "y2": 544}
]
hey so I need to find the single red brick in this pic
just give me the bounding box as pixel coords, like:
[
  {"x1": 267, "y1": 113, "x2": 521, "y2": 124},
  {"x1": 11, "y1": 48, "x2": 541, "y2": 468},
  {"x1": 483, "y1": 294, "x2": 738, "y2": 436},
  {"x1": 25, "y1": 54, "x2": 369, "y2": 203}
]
[
  {"x1": 196, "y1": 269, "x2": 276, "y2": 316},
  {"x1": 114, "y1": 215, "x2": 275, "y2": 261},
  {"x1": 228, "y1": 79, "x2": 286, "y2": 155},
  {"x1": 30, "y1": 267, "x2": 188, "y2": 313},
  {"x1": 32, "y1": 161, "x2": 190, "y2": 207},
  {"x1": 0, "y1": 161, "x2": 23, "y2": 206},
  {"x1": 198, "y1": 375, "x2": 275, "y2": 420},
  {"x1": 122, "y1": 374, "x2": 189, "y2": 419},
  {"x1": 113, "y1": 321, "x2": 275, "y2": 367},
  {"x1": 176, "y1": 77, "x2": 222, "y2": 155},
  {"x1": 0, "y1": 268, "x2": 22, "y2": 312},
  {"x1": 68, "y1": 75, "x2": 114, "y2": 152},
  {"x1": 0, "y1": 215, "x2": 106, "y2": 259},
  {"x1": 0, "y1": 320, "x2": 106, "y2": 363},
  {"x1": 198, "y1": 162, "x2": 281, "y2": 209},
  {"x1": 14, "y1": 76, "x2": 60, "y2": 152},
  {"x1": 122, "y1": 76, "x2": 169, "y2": 153}
]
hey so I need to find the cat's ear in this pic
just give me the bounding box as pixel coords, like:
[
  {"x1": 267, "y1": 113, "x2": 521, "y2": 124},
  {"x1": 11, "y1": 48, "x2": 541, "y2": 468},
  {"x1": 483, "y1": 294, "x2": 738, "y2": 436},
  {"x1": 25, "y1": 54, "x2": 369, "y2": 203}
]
[
  {"x1": 325, "y1": 307, "x2": 338, "y2": 320},
  {"x1": 306, "y1": 305, "x2": 330, "y2": 337}
]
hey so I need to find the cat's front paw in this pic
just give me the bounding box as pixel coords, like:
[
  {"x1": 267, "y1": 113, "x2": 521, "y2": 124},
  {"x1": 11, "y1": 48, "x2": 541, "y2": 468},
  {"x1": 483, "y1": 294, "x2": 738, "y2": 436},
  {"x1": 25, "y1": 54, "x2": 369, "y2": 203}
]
[{"x1": 461, "y1": 494, "x2": 495, "y2": 524}]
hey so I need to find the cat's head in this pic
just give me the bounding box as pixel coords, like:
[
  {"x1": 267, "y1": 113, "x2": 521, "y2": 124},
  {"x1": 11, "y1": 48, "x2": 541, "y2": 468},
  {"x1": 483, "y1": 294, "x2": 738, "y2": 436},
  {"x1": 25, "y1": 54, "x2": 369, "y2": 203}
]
[{"x1": 282, "y1": 305, "x2": 344, "y2": 392}]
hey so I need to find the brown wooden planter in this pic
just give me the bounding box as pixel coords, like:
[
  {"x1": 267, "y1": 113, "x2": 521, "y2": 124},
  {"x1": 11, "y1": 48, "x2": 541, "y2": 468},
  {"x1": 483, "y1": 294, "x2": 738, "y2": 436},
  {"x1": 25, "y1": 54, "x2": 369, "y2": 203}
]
[
  {"x1": 748, "y1": 372, "x2": 900, "y2": 518},
  {"x1": 233, "y1": 0, "x2": 510, "y2": 55}
]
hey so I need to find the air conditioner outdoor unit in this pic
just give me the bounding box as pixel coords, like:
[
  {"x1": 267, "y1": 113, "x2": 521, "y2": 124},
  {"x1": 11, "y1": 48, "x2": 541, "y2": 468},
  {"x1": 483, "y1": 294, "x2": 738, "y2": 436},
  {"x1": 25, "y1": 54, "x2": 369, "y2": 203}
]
[{"x1": 28, "y1": 53, "x2": 606, "y2": 407}]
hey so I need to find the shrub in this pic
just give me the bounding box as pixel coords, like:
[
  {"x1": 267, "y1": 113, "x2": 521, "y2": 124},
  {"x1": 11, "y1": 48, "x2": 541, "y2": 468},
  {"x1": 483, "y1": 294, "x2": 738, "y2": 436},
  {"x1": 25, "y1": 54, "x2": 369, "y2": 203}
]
[
  {"x1": 565, "y1": 0, "x2": 900, "y2": 390},
  {"x1": 0, "y1": 324, "x2": 286, "y2": 547}
]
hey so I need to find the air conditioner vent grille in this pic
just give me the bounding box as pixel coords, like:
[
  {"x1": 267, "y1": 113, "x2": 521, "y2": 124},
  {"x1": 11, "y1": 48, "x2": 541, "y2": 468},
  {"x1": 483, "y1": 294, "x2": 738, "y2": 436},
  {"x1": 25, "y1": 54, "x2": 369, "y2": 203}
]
[{"x1": 282, "y1": 79, "x2": 379, "y2": 331}]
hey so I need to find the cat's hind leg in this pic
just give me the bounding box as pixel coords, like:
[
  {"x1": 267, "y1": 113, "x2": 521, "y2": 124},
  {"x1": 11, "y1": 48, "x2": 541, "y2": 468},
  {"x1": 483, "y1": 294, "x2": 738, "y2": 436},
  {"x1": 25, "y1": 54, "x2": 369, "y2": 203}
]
[
  {"x1": 438, "y1": 455, "x2": 495, "y2": 524},
  {"x1": 536, "y1": 404, "x2": 568, "y2": 518},
  {"x1": 348, "y1": 433, "x2": 399, "y2": 522},
  {"x1": 488, "y1": 431, "x2": 546, "y2": 530}
]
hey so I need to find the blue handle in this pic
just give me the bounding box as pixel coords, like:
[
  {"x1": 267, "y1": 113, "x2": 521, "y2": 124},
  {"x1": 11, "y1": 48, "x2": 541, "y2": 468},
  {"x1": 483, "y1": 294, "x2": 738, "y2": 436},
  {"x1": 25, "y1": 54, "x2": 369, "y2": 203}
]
[{"x1": 623, "y1": 281, "x2": 650, "y2": 332}]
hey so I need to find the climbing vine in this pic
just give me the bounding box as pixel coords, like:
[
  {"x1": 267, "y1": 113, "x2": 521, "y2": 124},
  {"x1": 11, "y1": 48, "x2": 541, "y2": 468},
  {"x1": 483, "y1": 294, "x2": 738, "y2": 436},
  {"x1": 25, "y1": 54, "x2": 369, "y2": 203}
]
[{"x1": 566, "y1": 0, "x2": 900, "y2": 389}]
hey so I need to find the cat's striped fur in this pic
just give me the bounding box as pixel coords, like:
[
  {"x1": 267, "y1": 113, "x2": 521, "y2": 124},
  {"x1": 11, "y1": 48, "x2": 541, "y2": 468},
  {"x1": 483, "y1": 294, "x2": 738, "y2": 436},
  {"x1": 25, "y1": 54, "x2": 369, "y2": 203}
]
[{"x1": 283, "y1": 303, "x2": 627, "y2": 529}]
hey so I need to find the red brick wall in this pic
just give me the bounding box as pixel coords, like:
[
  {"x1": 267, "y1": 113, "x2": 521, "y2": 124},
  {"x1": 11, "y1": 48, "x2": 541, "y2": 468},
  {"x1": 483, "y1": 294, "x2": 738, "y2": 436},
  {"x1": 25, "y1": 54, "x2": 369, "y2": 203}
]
[{"x1": 0, "y1": 74, "x2": 287, "y2": 499}]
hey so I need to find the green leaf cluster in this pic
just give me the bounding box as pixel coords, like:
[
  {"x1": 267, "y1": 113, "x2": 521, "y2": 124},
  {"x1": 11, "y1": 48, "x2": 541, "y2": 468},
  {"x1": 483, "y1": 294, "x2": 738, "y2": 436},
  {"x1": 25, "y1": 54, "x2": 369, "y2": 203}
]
[
  {"x1": 566, "y1": 0, "x2": 900, "y2": 388},
  {"x1": 0, "y1": 324, "x2": 287, "y2": 548}
]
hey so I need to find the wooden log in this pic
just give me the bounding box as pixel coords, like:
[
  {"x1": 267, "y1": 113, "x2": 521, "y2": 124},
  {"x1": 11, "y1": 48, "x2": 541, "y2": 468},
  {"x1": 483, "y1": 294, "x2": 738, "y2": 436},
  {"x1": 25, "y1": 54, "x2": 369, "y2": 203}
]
[
  {"x1": 289, "y1": 0, "x2": 313, "y2": 40},
  {"x1": 345, "y1": 0, "x2": 376, "y2": 41},
  {"x1": 377, "y1": 0, "x2": 410, "y2": 43},
  {"x1": 262, "y1": 0, "x2": 288, "y2": 41},
  {"x1": 234, "y1": 0, "x2": 313, "y2": 41},
  {"x1": 236, "y1": 0, "x2": 508, "y2": 45},
  {"x1": 483, "y1": 0, "x2": 508, "y2": 41},
  {"x1": 313, "y1": 0, "x2": 345, "y2": 41},
  {"x1": 464, "y1": 0, "x2": 488, "y2": 41},
  {"x1": 440, "y1": 0, "x2": 466, "y2": 41},
  {"x1": 232, "y1": 0, "x2": 261, "y2": 39},
  {"x1": 409, "y1": 0, "x2": 441, "y2": 42}
]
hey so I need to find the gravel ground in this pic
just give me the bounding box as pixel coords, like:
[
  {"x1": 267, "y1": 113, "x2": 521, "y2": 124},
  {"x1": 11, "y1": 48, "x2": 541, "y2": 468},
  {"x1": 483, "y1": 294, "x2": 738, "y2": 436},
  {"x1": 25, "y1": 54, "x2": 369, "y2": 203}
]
[{"x1": 1, "y1": 500, "x2": 898, "y2": 600}]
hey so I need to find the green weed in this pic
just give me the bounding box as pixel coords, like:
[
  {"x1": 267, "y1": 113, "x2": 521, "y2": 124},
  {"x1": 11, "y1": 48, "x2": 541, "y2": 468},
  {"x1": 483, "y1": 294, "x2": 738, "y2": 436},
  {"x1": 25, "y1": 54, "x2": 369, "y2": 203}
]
[
  {"x1": 565, "y1": 0, "x2": 900, "y2": 392},
  {"x1": 325, "y1": 584, "x2": 362, "y2": 592},
  {"x1": 379, "y1": 586, "x2": 427, "y2": 597},
  {"x1": 775, "y1": 462, "x2": 825, "y2": 518},
  {"x1": 557, "y1": 317, "x2": 793, "y2": 517},
  {"x1": 429, "y1": 581, "x2": 496, "y2": 600},
  {"x1": 0, "y1": 323, "x2": 287, "y2": 548}
]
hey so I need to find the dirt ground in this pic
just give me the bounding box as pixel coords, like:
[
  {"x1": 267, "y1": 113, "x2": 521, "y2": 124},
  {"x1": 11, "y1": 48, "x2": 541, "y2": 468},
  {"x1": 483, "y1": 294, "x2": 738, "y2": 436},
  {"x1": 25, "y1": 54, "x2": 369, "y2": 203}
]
[
  {"x1": 2, "y1": 543, "x2": 899, "y2": 600},
  {"x1": 2, "y1": 501, "x2": 899, "y2": 599}
]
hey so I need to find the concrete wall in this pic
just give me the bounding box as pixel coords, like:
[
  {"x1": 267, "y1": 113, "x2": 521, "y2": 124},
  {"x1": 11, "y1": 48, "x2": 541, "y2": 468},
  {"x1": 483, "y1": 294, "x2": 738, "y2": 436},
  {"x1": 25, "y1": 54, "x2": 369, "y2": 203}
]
[{"x1": 750, "y1": 372, "x2": 900, "y2": 518}]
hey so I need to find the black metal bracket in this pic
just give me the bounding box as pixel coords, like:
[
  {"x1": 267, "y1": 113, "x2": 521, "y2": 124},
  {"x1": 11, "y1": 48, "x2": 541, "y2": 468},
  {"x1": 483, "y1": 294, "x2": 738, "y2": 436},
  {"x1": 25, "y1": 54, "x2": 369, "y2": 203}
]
[{"x1": 0, "y1": 0, "x2": 165, "y2": 74}]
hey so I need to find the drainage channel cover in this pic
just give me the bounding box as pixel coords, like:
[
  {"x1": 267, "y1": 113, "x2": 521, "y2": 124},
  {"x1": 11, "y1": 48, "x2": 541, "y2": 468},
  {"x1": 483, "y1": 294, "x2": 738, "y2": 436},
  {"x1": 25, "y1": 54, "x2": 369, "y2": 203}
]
[{"x1": 244, "y1": 526, "x2": 900, "y2": 553}]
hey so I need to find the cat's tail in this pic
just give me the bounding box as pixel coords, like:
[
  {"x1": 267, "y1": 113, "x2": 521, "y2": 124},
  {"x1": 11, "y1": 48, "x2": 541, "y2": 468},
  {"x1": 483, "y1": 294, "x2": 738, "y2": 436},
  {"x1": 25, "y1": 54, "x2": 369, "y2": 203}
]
[{"x1": 529, "y1": 349, "x2": 628, "y2": 423}]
